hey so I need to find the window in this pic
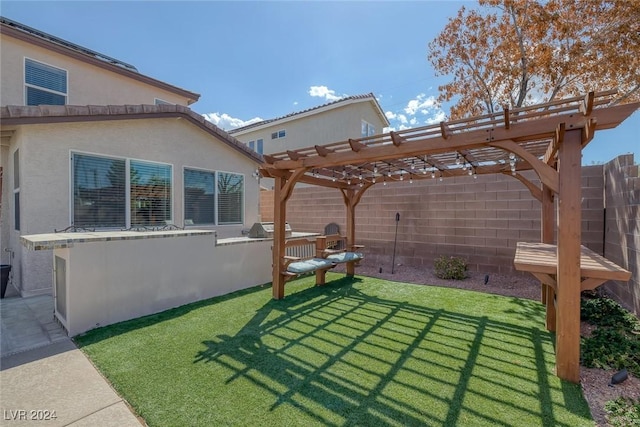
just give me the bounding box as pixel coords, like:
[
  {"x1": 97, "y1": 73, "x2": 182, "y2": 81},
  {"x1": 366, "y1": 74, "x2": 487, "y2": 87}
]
[
  {"x1": 184, "y1": 169, "x2": 244, "y2": 225},
  {"x1": 13, "y1": 150, "x2": 20, "y2": 230},
  {"x1": 247, "y1": 139, "x2": 263, "y2": 154},
  {"x1": 271, "y1": 129, "x2": 286, "y2": 139},
  {"x1": 361, "y1": 120, "x2": 375, "y2": 138},
  {"x1": 218, "y1": 172, "x2": 244, "y2": 224},
  {"x1": 72, "y1": 153, "x2": 172, "y2": 228},
  {"x1": 184, "y1": 169, "x2": 215, "y2": 225},
  {"x1": 154, "y1": 98, "x2": 172, "y2": 105},
  {"x1": 25, "y1": 58, "x2": 67, "y2": 106},
  {"x1": 130, "y1": 160, "x2": 172, "y2": 227}
]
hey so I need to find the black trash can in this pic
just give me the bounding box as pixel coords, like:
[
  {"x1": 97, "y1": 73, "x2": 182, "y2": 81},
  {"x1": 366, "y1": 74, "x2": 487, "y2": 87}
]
[{"x1": 1, "y1": 264, "x2": 11, "y2": 299}]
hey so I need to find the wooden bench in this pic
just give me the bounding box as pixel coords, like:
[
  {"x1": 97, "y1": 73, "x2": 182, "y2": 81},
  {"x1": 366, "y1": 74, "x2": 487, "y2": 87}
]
[{"x1": 282, "y1": 235, "x2": 365, "y2": 285}]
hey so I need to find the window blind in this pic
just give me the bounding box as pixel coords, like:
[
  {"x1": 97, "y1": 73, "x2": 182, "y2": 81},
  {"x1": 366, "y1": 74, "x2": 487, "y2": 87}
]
[
  {"x1": 217, "y1": 172, "x2": 243, "y2": 224},
  {"x1": 25, "y1": 59, "x2": 67, "y2": 93},
  {"x1": 73, "y1": 154, "x2": 126, "y2": 228},
  {"x1": 130, "y1": 160, "x2": 172, "y2": 227}
]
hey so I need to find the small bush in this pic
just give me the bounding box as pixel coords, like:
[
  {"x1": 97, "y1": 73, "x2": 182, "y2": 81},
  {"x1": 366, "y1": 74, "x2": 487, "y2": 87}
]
[
  {"x1": 434, "y1": 256, "x2": 467, "y2": 280},
  {"x1": 581, "y1": 297, "x2": 640, "y2": 332},
  {"x1": 580, "y1": 297, "x2": 640, "y2": 377},
  {"x1": 605, "y1": 397, "x2": 640, "y2": 427}
]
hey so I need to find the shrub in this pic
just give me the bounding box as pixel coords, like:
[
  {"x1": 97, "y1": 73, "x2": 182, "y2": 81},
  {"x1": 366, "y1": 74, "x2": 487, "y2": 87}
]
[
  {"x1": 580, "y1": 297, "x2": 640, "y2": 377},
  {"x1": 581, "y1": 297, "x2": 640, "y2": 332},
  {"x1": 434, "y1": 256, "x2": 467, "y2": 280},
  {"x1": 605, "y1": 397, "x2": 640, "y2": 427}
]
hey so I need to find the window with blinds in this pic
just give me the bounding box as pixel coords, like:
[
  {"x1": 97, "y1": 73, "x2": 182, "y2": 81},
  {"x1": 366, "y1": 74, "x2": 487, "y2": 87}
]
[
  {"x1": 25, "y1": 59, "x2": 67, "y2": 106},
  {"x1": 72, "y1": 153, "x2": 172, "y2": 228},
  {"x1": 13, "y1": 150, "x2": 20, "y2": 230},
  {"x1": 184, "y1": 169, "x2": 215, "y2": 225},
  {"x1": 218, "y1": 172, "x2": 244, "y2": 224},
  {"x1": 73, "y1": 154, "x2": 126, "y2": 228},
  {"x1": 130, "y1": 160, "x2": 172, "y2": 227}
]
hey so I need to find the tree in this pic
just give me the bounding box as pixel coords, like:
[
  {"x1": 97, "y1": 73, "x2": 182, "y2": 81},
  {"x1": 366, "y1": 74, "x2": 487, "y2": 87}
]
[{"x1": 428, "y1": 0, "x2": 640, "y2": 119}]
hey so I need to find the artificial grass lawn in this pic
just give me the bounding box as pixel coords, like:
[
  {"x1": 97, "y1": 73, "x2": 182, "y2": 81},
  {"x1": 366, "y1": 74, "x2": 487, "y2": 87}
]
[{"x1": 76, "y1": 274, "x2": 593, "y2": 427}]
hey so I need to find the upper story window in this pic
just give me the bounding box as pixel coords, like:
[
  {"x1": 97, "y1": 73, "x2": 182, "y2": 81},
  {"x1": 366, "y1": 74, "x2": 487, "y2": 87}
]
[
  {"x1": 25, "y1": 58, "x2": 67, "y2": 106},
  {"x1": 271, "y1": 130, "x2": 286, "y2": 140},
  {"x1": 247, "y1": 139, "x2": 264, "y2": 155},
  {"x1": 154, "y1": 98, "x2": 172, "y2": 105},
  {"x1": 361, "y1": 120, "x2": 375, "y2": 138}
]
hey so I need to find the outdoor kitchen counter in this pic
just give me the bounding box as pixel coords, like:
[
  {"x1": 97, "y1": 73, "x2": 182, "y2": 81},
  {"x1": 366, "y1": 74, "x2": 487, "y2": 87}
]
[
  {"x1": 20, "y1": 229, "x2": 216, "y2": 251},
  {"x1": 21, "y1": 230, "x2": 321, "y2": 251}
]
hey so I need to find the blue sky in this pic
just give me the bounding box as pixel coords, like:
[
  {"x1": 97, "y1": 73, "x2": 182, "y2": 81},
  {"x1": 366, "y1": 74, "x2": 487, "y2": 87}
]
[{"x1": 2, "y1": 1, "x2": 637, "y2": 164}]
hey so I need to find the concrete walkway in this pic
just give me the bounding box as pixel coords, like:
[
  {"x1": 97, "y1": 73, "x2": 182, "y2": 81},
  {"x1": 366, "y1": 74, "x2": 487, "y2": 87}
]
[{"x1": 1, "y1": 295, "x2": 142, "y2": 426}]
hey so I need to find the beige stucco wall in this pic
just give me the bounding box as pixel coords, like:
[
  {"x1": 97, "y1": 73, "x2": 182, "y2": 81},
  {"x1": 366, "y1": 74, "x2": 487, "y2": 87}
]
[
  {"x1": 3, "y1": 118, "x2": 260, "y2": 295},
  {"x1": 55, "y1": 235, "x2": 272, "y2": 336},
  {"x1": 233, "y1": 101, "x2": 387, "y2": 155},
  {"x1": 0, "y1": 34, "x2": 192, "y2": 107}
]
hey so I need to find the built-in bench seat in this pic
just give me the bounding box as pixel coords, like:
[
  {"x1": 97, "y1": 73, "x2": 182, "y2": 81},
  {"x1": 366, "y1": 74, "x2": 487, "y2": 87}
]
[{"x1": 282, "y1": 234, "x2": 364, "y2": 285}]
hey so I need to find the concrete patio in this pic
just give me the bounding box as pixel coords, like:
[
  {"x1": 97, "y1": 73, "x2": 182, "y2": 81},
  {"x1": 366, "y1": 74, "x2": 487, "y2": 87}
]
[{"x1": 0, "y1": 291, "x2": 142, "y2": 426}]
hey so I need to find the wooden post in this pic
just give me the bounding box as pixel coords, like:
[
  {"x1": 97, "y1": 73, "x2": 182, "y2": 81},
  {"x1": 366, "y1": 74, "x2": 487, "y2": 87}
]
[
  {"x1": 315, "y1": 236, "x2": 328, "y2": 286},
  {"x1": 541, "y1": 185, "x2": 556, "y2": 331},
  {"x1": 272, "y1": 176, "x2": 287, "y2": 299},
  {"x1": 555, "y1": 129, "x2": 582, "y2": 383},
  {"x1": 345, "y1": 189, "x2": 356, "y2": 276}
]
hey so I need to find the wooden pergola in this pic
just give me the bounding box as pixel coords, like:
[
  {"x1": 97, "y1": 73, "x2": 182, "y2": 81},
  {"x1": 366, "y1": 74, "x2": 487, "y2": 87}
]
[{"x1": 260, "y1": 90, "x2": 638, "y2": 383}]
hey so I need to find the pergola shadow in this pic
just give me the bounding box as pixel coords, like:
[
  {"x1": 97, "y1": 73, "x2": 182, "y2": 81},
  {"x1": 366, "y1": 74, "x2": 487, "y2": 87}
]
[{"x1": 194, "y1": 277, "x2": 587, "y2": 426}]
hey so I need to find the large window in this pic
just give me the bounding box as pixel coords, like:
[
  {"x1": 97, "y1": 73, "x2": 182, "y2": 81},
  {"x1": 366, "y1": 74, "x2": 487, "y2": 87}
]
[
  {"x1": 72, "y1": 153, "x2": 172, "y2": 228},
  {"x1": 184, "y1": 169, "x2": 244, "y2": 225},
  {"x1": 25, "y1": 58, "x2": 67, "y2": 106}
]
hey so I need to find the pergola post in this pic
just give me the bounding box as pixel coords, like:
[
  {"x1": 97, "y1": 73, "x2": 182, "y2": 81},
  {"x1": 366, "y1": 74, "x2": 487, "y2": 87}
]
[
  {"x1": 272, "y1": 176, "x2": 287, "y2": 299},
  {"x1": 541, "y1": 185, "x2": 556, "y2": 331},
  {"x1": 555, "y1": 129, "x2": 582, "y2": 383},
  {"x1": 345, "y1": 189, "x2": 356, "y2": 276}
]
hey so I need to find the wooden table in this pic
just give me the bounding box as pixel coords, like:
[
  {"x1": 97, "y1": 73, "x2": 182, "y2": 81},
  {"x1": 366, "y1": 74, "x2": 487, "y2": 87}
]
[{"x1": 514, "y1": 242, "x2": 631, "y2": 291}]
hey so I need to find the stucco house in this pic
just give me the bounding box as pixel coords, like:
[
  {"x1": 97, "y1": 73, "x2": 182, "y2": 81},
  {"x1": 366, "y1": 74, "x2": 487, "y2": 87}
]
[
  {"x1": 229, "y1": 93, "x2": 389, "y2": 156},
  {"x1": 0, "y1": 17, "x2": 263, "y2": 298}
]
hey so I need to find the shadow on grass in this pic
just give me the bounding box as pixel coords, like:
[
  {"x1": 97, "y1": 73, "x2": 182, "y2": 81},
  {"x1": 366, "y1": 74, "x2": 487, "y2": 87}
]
[{"x1": 191, "y1": 276, "x2": 589, "y2": 426}]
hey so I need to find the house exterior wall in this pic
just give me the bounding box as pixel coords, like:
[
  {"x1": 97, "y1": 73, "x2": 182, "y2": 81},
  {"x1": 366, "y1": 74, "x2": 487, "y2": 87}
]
[
  {"x1": 233, "y1": 101, "x2": 387, "y2": 155},
  {"x1": 2, "y1": 118, "x2": 260, "y2": 296},
  {"x1": 261, "y1": 167, "x2": 606, "y2": 275},
  {"x1": 0, "y1": 34, "x2": 192, "y2": 107},
  {"x1": 603, "y1": 154, "x2": 639, "y2": 315},
  {"x1": 56, "y1": 235, "x2": 272, "y2": 336}
]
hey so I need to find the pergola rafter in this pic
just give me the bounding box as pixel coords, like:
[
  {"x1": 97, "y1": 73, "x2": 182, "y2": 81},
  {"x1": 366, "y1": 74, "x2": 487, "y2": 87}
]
[{"x1": 261, "y1": 90, "x2": 638, "y2": 383}]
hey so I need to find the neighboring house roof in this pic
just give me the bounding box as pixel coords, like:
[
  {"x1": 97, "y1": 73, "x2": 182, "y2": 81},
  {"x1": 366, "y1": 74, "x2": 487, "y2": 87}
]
[
  {"x1": 229, "y1": 93, "x2": 390, "y2": 135},
  {"x1": 0, "y1": 104, "x2": 263, "y2": 164},
  {"x1": 0, "y1": 17, "x2": 201, "y2": 105}
]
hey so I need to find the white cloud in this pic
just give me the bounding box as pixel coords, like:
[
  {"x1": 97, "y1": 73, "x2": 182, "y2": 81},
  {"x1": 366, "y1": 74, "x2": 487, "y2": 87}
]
[
  {"x1": 425, "y1": 110, "x2": 446, "y2": 125},
  {"x1": 404, "y1": 93, "x2": 437, "y2": 116},
  {"x1": 385, "y1": 111, "x2": 396, "y2": 120},
  {"x1": 202, "y1": 112, "x2": 263, "y2": 130},
  {"x1": 308, "y1": 85, "x2": 342, "y2": 101},
  {"x1": 397, "y1": 114, "x2": 408, "y2": 124}
]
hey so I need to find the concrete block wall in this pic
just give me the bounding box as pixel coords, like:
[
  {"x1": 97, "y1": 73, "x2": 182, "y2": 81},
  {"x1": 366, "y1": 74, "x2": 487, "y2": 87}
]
[
  {"x1": 603, "y1": 154, "x2": 639, "y2": 315},
  {"x1": 262, "y1": 166, "x2": 605, "y2": 275}
]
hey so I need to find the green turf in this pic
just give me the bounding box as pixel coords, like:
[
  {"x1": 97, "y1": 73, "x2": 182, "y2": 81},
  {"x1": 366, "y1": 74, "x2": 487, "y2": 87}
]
[{"x1": 75, "y1": 273, "x2": 593, "y2": 427}]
